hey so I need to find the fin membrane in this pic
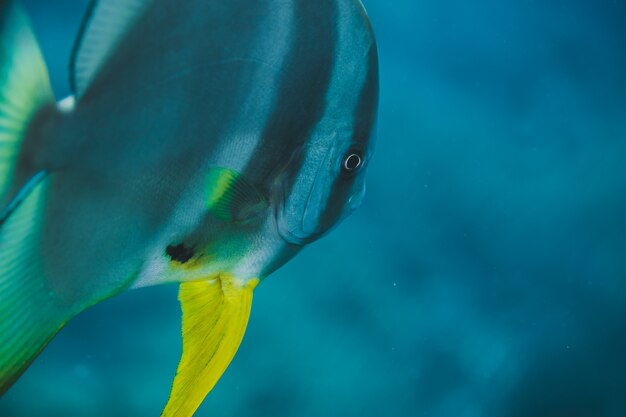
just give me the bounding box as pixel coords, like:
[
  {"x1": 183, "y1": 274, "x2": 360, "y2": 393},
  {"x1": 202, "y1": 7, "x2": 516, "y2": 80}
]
[
  {"x1": 161, "y1": 275, "x2": 259, "y2": 417},
  {"x1": 70, "y1": 0, "x2": 153, "y2": 97},
  {"x1": 206, "y1": 168, "x2": 268, "y2": 221},
  {"x1": 0, "y1": 174, "x2": 68, "y2": 395},
  {"x1": 0, "y1": 0, "x2": 53, "y2": 202}
]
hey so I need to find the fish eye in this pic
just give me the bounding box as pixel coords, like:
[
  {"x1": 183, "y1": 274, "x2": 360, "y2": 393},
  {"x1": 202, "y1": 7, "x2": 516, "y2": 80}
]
[{"x1": 341, "y1": 150, "x2": 363, "y2": 176}]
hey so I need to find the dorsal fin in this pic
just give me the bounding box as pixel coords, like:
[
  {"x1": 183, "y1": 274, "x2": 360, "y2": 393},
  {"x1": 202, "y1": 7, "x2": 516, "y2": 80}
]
[
  {"x1": 70, "y1": 0, "x2": 153, "y2": 97},
  {"x1": 0, "y1": 1, "x2": 53, "y2": 204}
]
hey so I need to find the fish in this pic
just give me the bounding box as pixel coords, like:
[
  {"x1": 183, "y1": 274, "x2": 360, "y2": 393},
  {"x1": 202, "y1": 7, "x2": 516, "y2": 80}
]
[{"x1": 0, "y1": 0, "x2": 378, "y2": 415}]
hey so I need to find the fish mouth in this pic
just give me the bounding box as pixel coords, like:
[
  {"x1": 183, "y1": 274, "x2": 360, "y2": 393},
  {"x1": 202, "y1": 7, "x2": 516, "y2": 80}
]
[{"x1": 277, "y1": 223, "x2": 323, "y2": 246}]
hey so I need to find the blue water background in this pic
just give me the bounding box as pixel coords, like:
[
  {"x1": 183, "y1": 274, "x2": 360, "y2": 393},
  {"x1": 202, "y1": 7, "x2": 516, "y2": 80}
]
[{"x1": 1, "y1": 0, "x2": 626, "y2": 416}]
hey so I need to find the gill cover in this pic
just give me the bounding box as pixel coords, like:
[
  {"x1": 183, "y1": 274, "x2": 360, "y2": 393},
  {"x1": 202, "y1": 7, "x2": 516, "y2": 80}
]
[{"x1": 161, "y1": 276, "x2": 258, "y2": 417}]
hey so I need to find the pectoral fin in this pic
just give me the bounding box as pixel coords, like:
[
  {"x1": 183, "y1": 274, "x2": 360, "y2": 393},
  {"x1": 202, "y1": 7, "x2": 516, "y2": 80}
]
[
  {"x1": 161, "y1": 275, "x2": 258, "y2": 417},
  {"x1": 205, "y1": 167, "x2": 268, "y2": 222}
]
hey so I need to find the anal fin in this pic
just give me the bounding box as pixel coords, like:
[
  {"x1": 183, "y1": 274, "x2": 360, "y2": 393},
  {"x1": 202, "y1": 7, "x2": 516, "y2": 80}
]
[
  {"x1": 161, "y1": 275, "x2": 258, "y2": 417},
  {"x1": 0, "y1": 174, "x2": 69, "y2": 395}
]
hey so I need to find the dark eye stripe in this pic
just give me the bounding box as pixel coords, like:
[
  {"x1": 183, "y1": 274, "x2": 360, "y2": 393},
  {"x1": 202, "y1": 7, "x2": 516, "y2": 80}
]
[
  {"x1": 352, "y1": 40, "x2": 379, "y2": 143},
  {"x1": 248, "y1": 0, "x2": 339, "y2": 189}
]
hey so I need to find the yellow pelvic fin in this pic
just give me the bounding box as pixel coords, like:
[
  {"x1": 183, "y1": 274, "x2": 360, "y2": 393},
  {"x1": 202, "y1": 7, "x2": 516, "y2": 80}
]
[{"x1": 161, "y1": 275, "x2": 258, "y2": 417}]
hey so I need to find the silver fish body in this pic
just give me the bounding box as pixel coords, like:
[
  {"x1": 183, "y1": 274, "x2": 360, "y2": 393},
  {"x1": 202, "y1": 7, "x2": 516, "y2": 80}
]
[
  {"x1": 24, "y1": 0, "x2": 378, "y2": 305},
  {"x1": 0, "y1": 0, "x2": 378, "y2": 411}
]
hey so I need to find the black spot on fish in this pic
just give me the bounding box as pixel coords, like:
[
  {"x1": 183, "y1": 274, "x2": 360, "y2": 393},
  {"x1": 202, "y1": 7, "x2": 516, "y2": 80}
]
[{"x1": 166, "y1": 243, "x2": 195, "y2": 264}]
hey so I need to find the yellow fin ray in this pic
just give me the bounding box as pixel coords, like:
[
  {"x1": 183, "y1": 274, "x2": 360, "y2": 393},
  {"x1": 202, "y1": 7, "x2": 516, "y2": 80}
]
[{"x1": 161, "y1": 275, "x2": 258, "y2": 417}]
